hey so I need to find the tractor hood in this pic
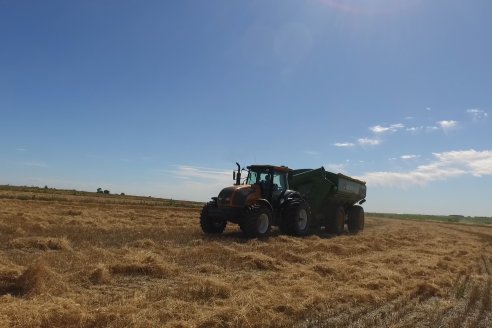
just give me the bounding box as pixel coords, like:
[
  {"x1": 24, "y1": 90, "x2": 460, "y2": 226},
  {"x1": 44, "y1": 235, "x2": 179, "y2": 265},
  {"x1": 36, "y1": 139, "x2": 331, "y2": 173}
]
[{"x1": 217, "y1": 184, "x2": 260, "y2": 208}]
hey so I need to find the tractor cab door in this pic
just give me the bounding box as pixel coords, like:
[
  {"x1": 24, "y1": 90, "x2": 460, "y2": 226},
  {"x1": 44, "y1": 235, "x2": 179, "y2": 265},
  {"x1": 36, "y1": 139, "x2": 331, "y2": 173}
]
[
  {"x1": 271, "y1": 171, "x2": 287, "y2": 204},
  {"x1": 258, "y1": 171, "x2": 272, "y2": 199}
]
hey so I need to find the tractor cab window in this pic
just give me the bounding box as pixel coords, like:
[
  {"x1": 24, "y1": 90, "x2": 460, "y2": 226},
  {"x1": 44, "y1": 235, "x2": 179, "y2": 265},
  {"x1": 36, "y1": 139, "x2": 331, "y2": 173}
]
[
  {"x1": 246, "y1": 170, "x2": 270, "y2": 185},
  {"x1": 272, "y1": 172, "x2": 287, "y2": 193},
  {"x1": 271, "y1": 172, "x2": 287, "y2": 202},
  {"x1": 246, "y1": 171, "x2": 258, "y2": 185}
]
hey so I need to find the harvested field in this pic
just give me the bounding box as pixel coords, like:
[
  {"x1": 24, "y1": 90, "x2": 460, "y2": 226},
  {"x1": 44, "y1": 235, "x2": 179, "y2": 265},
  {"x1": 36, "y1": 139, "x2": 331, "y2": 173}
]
[{"x1": 0, "y1": 188, "x2": 491, "y2": 327}]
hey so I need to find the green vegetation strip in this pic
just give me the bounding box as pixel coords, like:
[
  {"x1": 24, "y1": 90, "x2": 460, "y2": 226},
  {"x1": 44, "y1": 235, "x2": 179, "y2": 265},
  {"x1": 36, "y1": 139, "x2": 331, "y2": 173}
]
[{"x1": 369, "y1": 212, "x2": 492, "y2": 225}]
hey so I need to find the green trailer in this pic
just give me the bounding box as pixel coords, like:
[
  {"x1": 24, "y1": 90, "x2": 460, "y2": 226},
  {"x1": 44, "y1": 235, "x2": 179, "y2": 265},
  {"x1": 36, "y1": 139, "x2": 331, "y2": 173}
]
[{"x1": 290, "y1": 167, "x2": 366, "y2": 234}]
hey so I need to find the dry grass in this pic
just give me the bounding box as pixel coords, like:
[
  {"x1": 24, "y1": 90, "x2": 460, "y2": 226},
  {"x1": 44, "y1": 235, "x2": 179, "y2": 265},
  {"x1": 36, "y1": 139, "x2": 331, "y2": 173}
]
[{"x1": 0, "y1": 187, "x2": 491, "y2": 327}]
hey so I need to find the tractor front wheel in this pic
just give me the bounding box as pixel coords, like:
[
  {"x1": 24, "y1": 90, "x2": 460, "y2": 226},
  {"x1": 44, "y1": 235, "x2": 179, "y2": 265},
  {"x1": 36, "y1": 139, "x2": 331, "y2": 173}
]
[{"x1": 200, "y1": 202, "x2": 227, "y2": 234}]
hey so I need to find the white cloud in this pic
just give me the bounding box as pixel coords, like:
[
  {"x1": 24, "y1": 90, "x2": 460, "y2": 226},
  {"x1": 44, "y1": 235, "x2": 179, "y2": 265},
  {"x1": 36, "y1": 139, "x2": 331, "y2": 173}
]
[
  {"x1": 370, "y1": 125, "x2": 390, "y2": 133},
  {"x1": 426, "y1": 107, "x2": 431, "y2": 111},
  {"x1": 400, "y1": 154, "x2": 420, "y2": 160},
  {"x1": 467, "y1": 108, "x2": 488, "y2": 121},
  {"x1": 432, "y1": 150, "x2": 492, "y2": 176},
  {"x1": 437, "y1": 120, "x2": 457, "y2": 132},
  {"x1": 325, "y1": 163, "x2": 347, "y2": 174},
  {"x1": 361, "y1": 149, "x2": 492, "y2": 187},
  {"x1": 333, "y1": 142, "x2": 355, "y2": 147},
  {"x1": 304, "y1": 150, "x2": 320, "y2": 156},
  {"x1": 406, "y1": 126, "x2": 424, "y2": 133},
  {"x1": 358, "y1": 138, "x2": 380, "y2": 146},
  {"x1": 369, "y1": 123, "x2": 404, "y2": 134}
]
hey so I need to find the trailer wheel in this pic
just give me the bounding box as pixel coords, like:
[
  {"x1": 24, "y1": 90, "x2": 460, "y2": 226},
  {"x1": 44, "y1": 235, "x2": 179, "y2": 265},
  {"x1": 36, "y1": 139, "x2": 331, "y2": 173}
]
[
  {"x1": 200, "y1": 202, "x2": 227, "y2": 234},
  {"x1": 347, "y1": 205, "x2": 364, "y2": 233},
  {"x1": 242, "y1": 204, "x2": 272, "y2": 238},
  {"x1": 281, "y1": 199, "x2": 312, "y2": 236},
  {"x1": 325, "y1": 207, "x2": 345, "y2": 235}
]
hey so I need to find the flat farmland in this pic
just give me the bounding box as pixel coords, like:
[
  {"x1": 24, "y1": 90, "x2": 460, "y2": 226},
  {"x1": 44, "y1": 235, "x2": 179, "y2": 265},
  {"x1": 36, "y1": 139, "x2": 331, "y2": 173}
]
[{"x1": 0, "y1": 188, "x2": 491, "y2": 327}]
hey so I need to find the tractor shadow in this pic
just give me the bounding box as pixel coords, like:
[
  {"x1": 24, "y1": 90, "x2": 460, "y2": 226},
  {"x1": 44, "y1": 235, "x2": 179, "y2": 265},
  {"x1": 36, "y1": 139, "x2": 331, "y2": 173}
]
[{"x1": 201, "y1": 226, "x2": 354, "y2": 244}]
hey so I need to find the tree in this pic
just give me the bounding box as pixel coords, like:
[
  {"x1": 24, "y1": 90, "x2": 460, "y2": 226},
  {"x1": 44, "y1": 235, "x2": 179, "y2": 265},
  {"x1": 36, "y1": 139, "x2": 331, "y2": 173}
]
[{"x1": 97, "y1": 188, "x2": 103, "y2": 193}]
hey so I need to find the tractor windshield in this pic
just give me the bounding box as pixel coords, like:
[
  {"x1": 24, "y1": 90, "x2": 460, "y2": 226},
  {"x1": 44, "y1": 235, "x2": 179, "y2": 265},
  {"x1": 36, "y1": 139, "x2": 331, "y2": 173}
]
[{"x1": 245, "y1": 170, "x2": 269, "y2": 185}]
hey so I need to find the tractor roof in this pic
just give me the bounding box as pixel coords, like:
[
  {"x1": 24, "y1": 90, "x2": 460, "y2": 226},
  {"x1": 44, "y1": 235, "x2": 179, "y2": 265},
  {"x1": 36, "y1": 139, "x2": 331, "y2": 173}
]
[{"x1": 246, "y1": 165, "x2": 291, "y2": 173}]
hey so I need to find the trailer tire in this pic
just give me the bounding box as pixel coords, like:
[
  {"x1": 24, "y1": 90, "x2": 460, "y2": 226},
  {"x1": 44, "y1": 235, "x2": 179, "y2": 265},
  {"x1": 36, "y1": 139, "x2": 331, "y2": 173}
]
[
  {"x1": 281, "y1": 199, "x2": 311, "y2": 236},
  {"x1": 242, "y1": 204, "x2": 272, "y2": 238},
  {"x1": 325, "y1": 206, "x2": 345, "y2": 235},
  {"x1": 200, "y1": 202, "x2": 227, "y2": 234},
  {"x1": 348, "y1": 205, "x2": 364, "y2": 233}
]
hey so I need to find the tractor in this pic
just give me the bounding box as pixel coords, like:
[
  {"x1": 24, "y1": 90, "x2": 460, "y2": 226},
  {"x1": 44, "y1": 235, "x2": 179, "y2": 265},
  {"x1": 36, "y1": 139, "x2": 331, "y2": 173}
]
[{"x1": 200, "y1": 163, "x2": 310, "y2": 237}]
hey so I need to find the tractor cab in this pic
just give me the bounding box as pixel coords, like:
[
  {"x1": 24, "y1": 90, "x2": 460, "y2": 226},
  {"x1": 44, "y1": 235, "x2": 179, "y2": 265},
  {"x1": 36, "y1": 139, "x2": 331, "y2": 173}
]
[{"x1": 244, "y1": 165, "x2": 290, "y2": 204}]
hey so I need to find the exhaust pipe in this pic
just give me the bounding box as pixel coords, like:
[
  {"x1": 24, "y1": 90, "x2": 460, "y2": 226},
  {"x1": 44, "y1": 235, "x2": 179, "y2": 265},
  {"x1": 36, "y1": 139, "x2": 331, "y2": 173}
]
[{"x1": 235, "y1": 162, "x2": 241, "y2": 185}]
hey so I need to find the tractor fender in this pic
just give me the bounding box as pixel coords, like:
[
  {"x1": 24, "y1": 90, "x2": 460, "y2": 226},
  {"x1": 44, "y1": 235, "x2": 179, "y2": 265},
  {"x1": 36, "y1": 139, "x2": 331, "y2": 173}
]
[
  {"x1": 253, "y1": 199, "x2": 274, "y2": 213},
  {"x1": 282, "y1": 190, "x2": 302, "y2": 203}
]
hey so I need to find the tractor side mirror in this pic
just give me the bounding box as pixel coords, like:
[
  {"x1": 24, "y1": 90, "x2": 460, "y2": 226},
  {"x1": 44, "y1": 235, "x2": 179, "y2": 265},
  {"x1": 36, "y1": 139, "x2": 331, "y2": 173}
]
[{"x1": 233, "y1": 171, "x2": 236, "y2": 180}]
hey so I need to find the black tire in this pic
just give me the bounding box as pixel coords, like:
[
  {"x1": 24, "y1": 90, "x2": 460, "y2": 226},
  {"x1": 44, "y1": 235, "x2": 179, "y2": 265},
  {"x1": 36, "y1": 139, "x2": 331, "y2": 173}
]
[
  {"x1": 325, "y1": 206, "x2": 345, "y2": 235},
  {"x1": 347, "y1": 205, "x2": 364, "y2": 233},
  {"x1": 280, "y1": 199, "x2": 311, "y2": 236},
  {"x1": 200, "y1": 202, "x2": 227, "y2": 234},
  {"x1": 241, "y1": 204, "x2": 272, "y2": 238}
]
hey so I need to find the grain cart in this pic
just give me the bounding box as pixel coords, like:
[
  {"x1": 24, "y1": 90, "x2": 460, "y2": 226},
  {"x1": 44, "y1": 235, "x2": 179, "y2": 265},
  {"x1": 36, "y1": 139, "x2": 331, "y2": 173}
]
[
  {"x1": 200, "y1": 163, "x2": 366, "y2": 238},
  {"x1": 290, "y1": 167, "x2": 366, "y2": 234}
]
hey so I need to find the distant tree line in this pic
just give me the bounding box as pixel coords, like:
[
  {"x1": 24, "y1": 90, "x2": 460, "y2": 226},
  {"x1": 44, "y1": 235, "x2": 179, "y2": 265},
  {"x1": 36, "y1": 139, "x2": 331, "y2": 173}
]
[
  {"x1": 96, "y1": 188, "x2": 125, "y2": 196},
  {"x1": 97, "y1": 188, "x2": 110, "y2": 194}
]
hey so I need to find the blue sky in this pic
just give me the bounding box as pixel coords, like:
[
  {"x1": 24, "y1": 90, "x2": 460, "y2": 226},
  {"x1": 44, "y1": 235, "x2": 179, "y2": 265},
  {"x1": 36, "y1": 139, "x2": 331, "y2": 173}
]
[{"x1": 1, "y1": 0, "x2": 491, "y2": 216}]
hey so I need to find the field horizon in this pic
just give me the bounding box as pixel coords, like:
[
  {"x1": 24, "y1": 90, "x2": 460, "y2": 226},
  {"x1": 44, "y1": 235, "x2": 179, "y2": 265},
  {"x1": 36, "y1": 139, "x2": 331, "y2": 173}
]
[{"x1": 1, "y1": 184, "x2": 490, "y2": 225}]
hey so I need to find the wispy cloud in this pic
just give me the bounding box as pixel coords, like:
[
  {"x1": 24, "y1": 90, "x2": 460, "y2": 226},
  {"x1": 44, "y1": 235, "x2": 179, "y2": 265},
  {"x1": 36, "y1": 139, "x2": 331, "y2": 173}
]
[
  {"x1": 304, "y1": 150, "x2": 320, "y2": 156},
  {"x1": 437, "y1": 120, "x2": 458, "y2": 132},
  {"x1": 16, "y1": 148, "x2": 27, "y2": 152},
  {"x1": 333, "y1": 142, "x2": 355, "y2": 148},
  {"x1": 171, "y1": 166, "x2": 231, "y2": 183},
  {"x1": 361, "y1": 149, "x2": 492, "y2": 187},
  {"x1": 400, "y1": 154, "x2": 420, "y2": 160},
  {"x1": 467, "y1": 108, "x2": 488, "y2": 121},
  {"x1": 358, "y1": 138, "x2": 380, "y2": 146},
  {"x1": 406, "y1": 126, "x2": 424, "y2": 133},
  {"x1": 369, "y1": 123, "x2": 404, "y2": 134},
  {"x1": 155, "y1": 165, "x2": 236, "y2": 201}
]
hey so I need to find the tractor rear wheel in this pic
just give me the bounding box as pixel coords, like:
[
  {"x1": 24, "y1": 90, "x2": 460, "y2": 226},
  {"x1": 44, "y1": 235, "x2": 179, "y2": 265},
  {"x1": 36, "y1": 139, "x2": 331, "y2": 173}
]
[
  {"x1": 347, "y1": 205, "x2": 364, "y2": 233},
  {"x1": 281, "y1": 199, "x2": 311, "y2": 236},
  {"x1": 200, "y1": 202, "x2": 227, "y2": 234},
  {"x1": 241, "y1": 204, "x2": 272, "y2": 238},
  {"x1": 325, "y1": 206, "x2": 345, "y2": 235}
]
